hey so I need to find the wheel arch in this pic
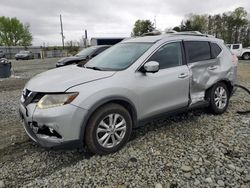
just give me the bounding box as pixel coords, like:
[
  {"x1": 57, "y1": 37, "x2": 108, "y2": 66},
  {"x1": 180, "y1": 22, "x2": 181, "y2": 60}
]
[
  {"x1": 205, "y1": 79, "x2": 234, "y2": 100},
  {"x1": 79, "y1": 96, "x2": 138, "y2": 148}
]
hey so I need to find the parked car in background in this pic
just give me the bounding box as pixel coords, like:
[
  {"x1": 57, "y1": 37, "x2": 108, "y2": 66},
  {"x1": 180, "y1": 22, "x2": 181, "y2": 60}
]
[
  {"x1": 20, "y1": 32, "x2": 237, "y2": 155},
  {"x1": 15, "y1": 51, "x2": 33, "y2": 60},
  {"x1": 56, "y1": 45, "x2": 110, "y2": 67},
  {"x1": 0, "y1": 50, "x2": 6, "y2": 58},
  {"x1": 227, "y1": 43, "x2": 250, "y2": 60}
]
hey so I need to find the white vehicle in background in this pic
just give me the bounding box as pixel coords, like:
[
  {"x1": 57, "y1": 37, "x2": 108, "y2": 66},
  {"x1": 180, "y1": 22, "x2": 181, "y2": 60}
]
[{"x1": 227, "y1": 44, "x2": 250, "y2": 60}]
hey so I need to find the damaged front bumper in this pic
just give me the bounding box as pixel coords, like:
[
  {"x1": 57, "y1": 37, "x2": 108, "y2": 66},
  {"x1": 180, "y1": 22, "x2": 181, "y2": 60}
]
[{"x1": 19, "y1": 102, "x2": 88, "y2": 149}]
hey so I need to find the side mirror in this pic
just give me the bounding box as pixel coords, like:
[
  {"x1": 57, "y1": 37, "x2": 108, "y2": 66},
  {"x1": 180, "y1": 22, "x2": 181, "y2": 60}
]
[{"x1": 142, "y1": 61, "x2": 159, "y2": 73}]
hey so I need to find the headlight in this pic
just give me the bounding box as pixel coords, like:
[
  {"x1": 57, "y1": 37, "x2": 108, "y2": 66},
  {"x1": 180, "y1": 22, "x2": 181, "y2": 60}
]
[{"x1": 37, "y1": 92, "x2": 78, "y2": 109}]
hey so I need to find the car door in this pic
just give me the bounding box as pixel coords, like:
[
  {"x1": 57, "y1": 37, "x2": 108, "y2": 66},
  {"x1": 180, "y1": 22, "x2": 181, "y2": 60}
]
[
  {"x1": 135, "y1": 41, "x2": 190, "y2": 120},
  {"x1": 184, "y1": 41, "x2": 221, "y2": 105}
]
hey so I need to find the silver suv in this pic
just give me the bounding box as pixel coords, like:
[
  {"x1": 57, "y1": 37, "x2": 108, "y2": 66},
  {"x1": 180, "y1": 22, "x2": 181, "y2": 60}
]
[{"x1": 19, "y1": 33, "x2": 237, "y2": 154}]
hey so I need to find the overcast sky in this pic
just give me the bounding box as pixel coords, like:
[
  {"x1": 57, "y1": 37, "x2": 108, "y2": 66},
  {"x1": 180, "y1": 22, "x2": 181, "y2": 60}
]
[{"x1": 0, "y1": 0, "x2": 249, "y2": 46}]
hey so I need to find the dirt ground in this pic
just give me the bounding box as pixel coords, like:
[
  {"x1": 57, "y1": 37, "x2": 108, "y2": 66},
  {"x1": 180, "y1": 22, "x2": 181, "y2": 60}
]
[{"x1": 0, "y1": 59, "x2": 249, "y2": 187}]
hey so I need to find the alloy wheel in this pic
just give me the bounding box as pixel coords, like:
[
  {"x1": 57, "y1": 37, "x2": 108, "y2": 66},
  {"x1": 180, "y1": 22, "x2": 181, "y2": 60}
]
[
  {"x1": 96, "y1": 113, "x2": 127, "y2": 148},
  {"x1": 214, "y1": 86, "x2": 228, "y2": 109}
]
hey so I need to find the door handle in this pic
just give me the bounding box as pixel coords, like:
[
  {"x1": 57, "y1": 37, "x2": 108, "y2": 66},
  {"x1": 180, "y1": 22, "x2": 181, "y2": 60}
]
[
  {"x1": 208, "y1": 65, "x2": 218, "y2": 70},
  {"x1": 178, "y1": 73, "x2": 188, "y2": 78}
]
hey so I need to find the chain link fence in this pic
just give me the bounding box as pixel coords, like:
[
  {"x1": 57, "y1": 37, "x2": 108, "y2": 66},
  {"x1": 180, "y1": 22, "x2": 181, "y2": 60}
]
[{"x1": 0, "y1": 46, "x2": 67, "y2": 59}]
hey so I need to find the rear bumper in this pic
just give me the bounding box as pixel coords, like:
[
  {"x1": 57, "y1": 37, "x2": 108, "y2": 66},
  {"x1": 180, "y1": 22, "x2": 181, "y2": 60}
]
[{"x1": 19, "y1": 102, "x2": 88, "y2": 149}]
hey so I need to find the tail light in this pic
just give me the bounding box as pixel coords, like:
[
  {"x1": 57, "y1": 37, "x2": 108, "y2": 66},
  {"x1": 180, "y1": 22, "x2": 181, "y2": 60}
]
[{"x1": 232, "y1": 54, "x2": 238, "y2": 65}]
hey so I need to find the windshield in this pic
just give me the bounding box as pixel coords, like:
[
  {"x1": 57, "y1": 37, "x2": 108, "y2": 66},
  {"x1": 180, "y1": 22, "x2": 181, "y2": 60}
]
[
  {"x1": 76, "y1": 47, "x2": 98, "y2": 57},
  {"x1": 85, "y1": 42, "x2": 152, "y2": 70},
  {"x1": 20, "y1": 51, "x2": 28, "y2": 54}
]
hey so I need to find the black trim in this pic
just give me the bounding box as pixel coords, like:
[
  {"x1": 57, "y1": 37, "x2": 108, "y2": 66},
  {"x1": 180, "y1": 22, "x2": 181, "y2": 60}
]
[
  {"x1": 183, "y1": 41, "x2": 190, "y2": 64},
  {"x1": 181, "y1": 40, "x2": 188, "y2": 65},
  {"x1": 137, "y1": 101, "x2": 211, "y2": 127},
  {"x1": 137, "y1": 107, "x2": 188, "y2": 127},
  {"x1": 79, "y1": 96, "x2": 138, "y2": 148},
  {"x1": 42, "y1": 140, "x2": 82, "y2": 150}
]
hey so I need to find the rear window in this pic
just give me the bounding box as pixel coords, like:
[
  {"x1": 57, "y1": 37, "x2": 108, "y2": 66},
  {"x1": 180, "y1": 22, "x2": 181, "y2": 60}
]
[
  {"x1": 211, "y1": 43, "x2": 222, "y2": 57},
  {"x1": 185, "y1": 41, "x2": 211, "y2": 63}
]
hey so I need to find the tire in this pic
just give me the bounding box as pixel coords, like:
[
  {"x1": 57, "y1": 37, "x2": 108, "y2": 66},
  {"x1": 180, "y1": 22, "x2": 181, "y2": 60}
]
[
  {"x1": 242, "y1": 53, "x2": 250, "y2": 60},
  {"x1": 207, "y1": 82, "x2": 229, "y2": 114},
  {"x1": 85, "y1": 103, "x2": 132, "y2": 155}
]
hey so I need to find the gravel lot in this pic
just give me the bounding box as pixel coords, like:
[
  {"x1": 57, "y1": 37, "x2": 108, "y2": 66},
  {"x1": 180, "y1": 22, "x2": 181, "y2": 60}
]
[{"x1": 0, "y1": 59, "x2": 249, "y2": 188}]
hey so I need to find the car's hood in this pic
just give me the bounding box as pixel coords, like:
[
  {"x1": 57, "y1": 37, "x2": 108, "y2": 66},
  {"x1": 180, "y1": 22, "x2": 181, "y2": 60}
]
[
  {"x1": 58, "y1": 56, "x2": 85, "y2": 63},
  {"x1": 25, "y1": 65, "x2": 116, "y2": 92}
]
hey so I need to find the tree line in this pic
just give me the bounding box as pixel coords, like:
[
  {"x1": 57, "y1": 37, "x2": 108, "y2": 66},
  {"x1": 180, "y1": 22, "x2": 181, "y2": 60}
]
[
  {"x1": 132, "y1": 7, "x2": 250, "y2": 47},
  {"x1": 0, "y1": 16, "x2": 32, "y2": 46}
]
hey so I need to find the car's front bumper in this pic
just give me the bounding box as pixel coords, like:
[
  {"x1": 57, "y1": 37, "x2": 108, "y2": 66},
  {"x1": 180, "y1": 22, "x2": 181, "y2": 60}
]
[{"x1": 19, "y1": 102, "x2": 88, "y2": 149}]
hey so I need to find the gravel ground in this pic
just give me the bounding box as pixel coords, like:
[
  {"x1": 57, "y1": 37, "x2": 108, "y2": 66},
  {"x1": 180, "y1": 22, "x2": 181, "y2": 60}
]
[{"x1": 0, "y1": 59, "x2": 249, "y2": 188}]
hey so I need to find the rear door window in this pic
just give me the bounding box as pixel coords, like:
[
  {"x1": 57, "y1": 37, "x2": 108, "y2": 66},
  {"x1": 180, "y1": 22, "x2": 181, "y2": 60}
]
[
  {"x1": 211, "y1": 43, "x2": 222, "y2": 57},
  {"x1": 185, "y1": 41, "x2": 212, "y2": 63}
]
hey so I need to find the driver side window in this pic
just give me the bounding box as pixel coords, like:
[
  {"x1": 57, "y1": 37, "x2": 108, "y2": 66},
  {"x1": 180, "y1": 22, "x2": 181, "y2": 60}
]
[{"x1": 148, "y1": 42, "x2": 183, "y2": 69}]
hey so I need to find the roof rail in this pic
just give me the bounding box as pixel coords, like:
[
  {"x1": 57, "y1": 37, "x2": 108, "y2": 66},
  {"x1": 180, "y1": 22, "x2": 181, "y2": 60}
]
[
  {"x1": 171, "y1": 31, "x2": 215, "y2": 38},
  {"x1": 141, "y1": 30, "x2": 215, "y2": 38}
]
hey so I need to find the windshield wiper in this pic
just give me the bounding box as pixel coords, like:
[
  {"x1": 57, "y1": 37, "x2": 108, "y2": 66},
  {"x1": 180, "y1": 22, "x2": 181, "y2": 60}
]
[{"x1": 85, "y1": 66, "x2": 103, "y2": 71}]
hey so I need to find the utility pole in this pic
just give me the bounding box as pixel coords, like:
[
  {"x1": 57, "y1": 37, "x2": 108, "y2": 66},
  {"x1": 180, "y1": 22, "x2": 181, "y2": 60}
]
[
  {"x1": 84, "y1": 29, "x2": 88, "y2": 47},
  {"x1": 60, "y1": 14, "x2": 65, "y2": 49},
  {"x1": 154, "y1": 16, "x2": 157, "y2": 29}
]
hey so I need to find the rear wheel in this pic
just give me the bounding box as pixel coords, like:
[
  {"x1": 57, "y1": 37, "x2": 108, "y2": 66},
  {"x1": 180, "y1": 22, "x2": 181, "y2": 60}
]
[
  {"x1": 85, "y1": 103, "x2": 132, "y2": 155},
  {"x1": 242, "y1": 53, "x2": 250, "y2": 60},
  {"x1": 207, "y1": 82, "x2": 229, "y2": 114}
]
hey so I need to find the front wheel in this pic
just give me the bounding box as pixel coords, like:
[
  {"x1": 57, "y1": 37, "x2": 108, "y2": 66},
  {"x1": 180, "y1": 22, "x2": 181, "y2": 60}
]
[
  {"x1": 207, "y1": 83, "x2": 229, "y2": 114},
  {"x1": 85, "y1": 103, "x2": 132, "y2": 155}
]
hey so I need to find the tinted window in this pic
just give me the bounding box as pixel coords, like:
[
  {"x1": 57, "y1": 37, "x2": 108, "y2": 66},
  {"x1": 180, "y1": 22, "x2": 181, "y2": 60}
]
[
  {"x1": 211, "y1": 43, "x2": 222, "y2": 57},
  {"x1": 232, "y1": 45, "x2": 240, "y2": 49},
  {"x1": 148, "y1": 42, "x2": 183, "y2": 69},
  {"x1": 95, "y1": 47, "x2": 109, "y2": 54},
  {"x1": 185, "y1": 41, "x2": 211, "y2": 63},
  {"x1": 76, "y1": 46, "x2": 98, "y2": 57}
]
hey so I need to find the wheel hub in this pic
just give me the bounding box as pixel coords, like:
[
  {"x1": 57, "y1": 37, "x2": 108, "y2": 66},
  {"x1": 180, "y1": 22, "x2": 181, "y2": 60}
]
[{"x1": 96, "y1": 113, "x2": 127, "y2": 148}]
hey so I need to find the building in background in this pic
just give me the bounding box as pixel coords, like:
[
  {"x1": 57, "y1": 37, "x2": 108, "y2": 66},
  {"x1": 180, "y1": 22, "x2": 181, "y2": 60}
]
[{"x1": 90, "y1": 38, "x2": 125, "y2": 46}]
